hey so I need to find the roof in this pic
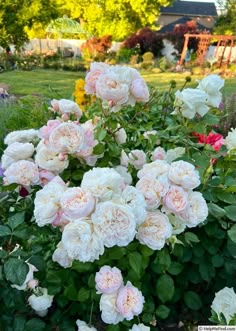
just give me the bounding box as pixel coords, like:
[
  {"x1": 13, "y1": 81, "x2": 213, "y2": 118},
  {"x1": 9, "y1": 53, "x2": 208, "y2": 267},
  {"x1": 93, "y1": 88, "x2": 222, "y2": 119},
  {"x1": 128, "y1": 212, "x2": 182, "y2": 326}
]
[
  {"x1": 160, "y1": 0, "x2": 218, "y2": 17},
  {"x1": 158, "y1": 16, "x2": 209, "y2": 33}
]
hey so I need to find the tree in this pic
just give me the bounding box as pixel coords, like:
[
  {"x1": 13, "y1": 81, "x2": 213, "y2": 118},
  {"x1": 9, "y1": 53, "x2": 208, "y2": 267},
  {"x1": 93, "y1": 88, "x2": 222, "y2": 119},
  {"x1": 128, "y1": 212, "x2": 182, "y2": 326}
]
[
  {"x1": 213, "y1": 0, "x2": 236, "y2": 35},
  {"x1": 56, "y1": 0, "x2": 174, "y2": 41},
  {"x1": 0, "y1": 0, "x2": 60, "y2": 49}
]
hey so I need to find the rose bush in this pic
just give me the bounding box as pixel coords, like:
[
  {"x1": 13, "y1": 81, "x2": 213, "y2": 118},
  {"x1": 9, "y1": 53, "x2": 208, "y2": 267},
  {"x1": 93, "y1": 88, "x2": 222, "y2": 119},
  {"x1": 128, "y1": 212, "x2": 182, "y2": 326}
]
[{"x1": 0, "y1": 63, "x2": 235, "y2": 331}]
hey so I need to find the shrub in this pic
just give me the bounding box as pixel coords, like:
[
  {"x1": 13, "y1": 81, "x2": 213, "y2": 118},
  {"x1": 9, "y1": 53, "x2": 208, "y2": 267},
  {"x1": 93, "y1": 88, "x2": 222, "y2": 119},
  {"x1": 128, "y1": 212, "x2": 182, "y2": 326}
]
[{"x1": 80, "y1": 35, "x2": 112, "y2": 61}]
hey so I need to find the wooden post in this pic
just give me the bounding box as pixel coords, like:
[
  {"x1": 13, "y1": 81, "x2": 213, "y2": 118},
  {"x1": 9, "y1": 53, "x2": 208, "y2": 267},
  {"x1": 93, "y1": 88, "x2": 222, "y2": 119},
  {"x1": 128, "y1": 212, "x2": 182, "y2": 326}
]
[
  {"x1": 179, "y1": 34, "x2": 189, "y2": 65},
  {"x1": 226, "y1": 38, "x2": 234, "y2": 65}
]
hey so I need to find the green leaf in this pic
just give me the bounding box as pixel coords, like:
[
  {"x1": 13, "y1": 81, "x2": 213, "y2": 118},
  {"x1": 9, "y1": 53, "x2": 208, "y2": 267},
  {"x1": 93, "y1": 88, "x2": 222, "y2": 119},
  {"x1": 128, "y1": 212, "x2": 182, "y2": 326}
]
[
  {"x1": 0, "y1": 225, "x2": 11, "y2": 237},
  {"x1": 128, "y1": 252, "x2": 142, "y2": 276},
  {"x1": 77, "y1": 287, "x2": 90, "y2": 302},
  {"x1": 168, "y1": 262, "x2": 184, "y2": 275},
  {"x1": 64, "y1": 284, "x2": 78, "y2": 301},
  {"x1": 8, "y1": 212, "x2": 25, "y2": 230},
  {"x1": 13, "y1": 228, "x2": 31, "y2": 239},
  {"x1": 156, "y1": 304, "x2": 170, "y2": 319},
  {"x1": 208, "y1": 203, "x2": 226, "y2": 218},
  {"x1": 4, "y1": 258, "x2": 29, "y2": 286},
  {"x1": 224, "y1": 205, "x2": 236, "y2": 222},
  {"x1": 13, "y1": 316, "x2": 26, "y2": 331},
  {"x1": 25, "y1": 318, "x2": 46, "y2": 331},
  {"x1": 93, "y1": 143, "x2": 105, "y2": 155},
  {"x1": 184, "y1": 232, "x2": 200, "y2": 245},
  {"x1": 156, "y1": 274, "x2": 175, "y2": 303},
  {"x1": 211, "y1": 254, "x2": 224, "y2": 268},
  {"x1": 216, "y1": 192, "x2": 235, "y2": 204},
  {"x1": 228, "y1": 224, "x2": 236, "y2": 244},
  {"x1": 184, "y1": 291, "x2": 202, "y2": 310},
  {"x1": 0, "y1": 249, "x2": 8, "y2": 259}
]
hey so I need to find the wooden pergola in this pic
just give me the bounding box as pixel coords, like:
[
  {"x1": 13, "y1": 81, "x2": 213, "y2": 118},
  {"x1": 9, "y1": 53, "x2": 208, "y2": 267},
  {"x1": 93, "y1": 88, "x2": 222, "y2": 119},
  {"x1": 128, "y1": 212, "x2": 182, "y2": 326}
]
[{"x1": 179, "y1": 34, "x2": 236, "y2": 66}]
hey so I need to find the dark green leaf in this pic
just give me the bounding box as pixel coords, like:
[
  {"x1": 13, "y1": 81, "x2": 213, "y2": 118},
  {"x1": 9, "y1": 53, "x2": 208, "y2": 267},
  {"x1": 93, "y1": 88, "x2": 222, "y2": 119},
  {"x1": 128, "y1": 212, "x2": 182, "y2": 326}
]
[
  {"x1": 156, "y1": 274, "x2": 175, "y2": 303},
  {"x1": 0, "y1": 225, "x2": 11, "y2": 237},
  {"x1": 168, "y1": 262, "x2": 184, "y2": 275},
  {"x1": 208, "y1": 203, "x2": 226, "y2": 218},
  {"x1": 128, "y1": 252, "x2": 142, "y2": 276},
  {"x1": 156, "y1": 304, "x2": 170, "y2": 319},
  {"x1": 184, "y1": 232, "x2": 200, "y2": 245},
  {"x1": 25, "y1": 318, "x2": 46, "y2": 331},
  {"x1": 224, "y1": 205, "x2": 236, "y2": 222},
  {"x1": 13, "y1": 316, "x2": 26, "y2": 331},
  {"x1": 77, "y1": 287, "x2": 90, "y2": 302},
  {"x1": 228, "y1": 225, "x2": 236, "y2": 244},
  {"x1": 8, "y1": 212, "x2": 25, "y2": 230},
  {"x1": 184, "y1": 291, "x2": 202, "y2": 310},
  {"x1": 4, "y1": 258, "x2": 29, "y2": 286},
  {"x1": 211, "y1": 255, "x2": 224, "y2": 268},
  {"x1": 93, "y1": 143, "x2": 105, "y2": 155}
]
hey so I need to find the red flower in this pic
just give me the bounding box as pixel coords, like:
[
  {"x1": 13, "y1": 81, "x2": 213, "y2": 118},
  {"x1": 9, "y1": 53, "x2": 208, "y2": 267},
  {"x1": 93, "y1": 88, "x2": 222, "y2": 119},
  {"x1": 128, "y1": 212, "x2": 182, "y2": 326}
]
[{"x1": 193, "y1": 132, "x2": 224, "y2": 151}]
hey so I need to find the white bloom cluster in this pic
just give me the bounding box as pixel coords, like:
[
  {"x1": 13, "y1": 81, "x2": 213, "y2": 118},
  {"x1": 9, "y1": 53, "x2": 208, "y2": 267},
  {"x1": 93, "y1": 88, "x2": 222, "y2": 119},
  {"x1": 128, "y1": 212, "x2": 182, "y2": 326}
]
[
  {"x1": 76, "y1": 320, "x2": 97, "y2": 331},
  {"x1": 95, "y1": 266, "x2": 144, "y2": 324},
  {"x1": 173, "y1": 74, "x2": 224, "y2": 119},
  {"x1": 28, "y1": 287, "x2": 54, "y2": 317},
  {"x1": 85, "y1": 62, "x2": 149, "y2": 112},
  {"x1": 34, "y1": 167, "x2": 147, "y2": 266}
]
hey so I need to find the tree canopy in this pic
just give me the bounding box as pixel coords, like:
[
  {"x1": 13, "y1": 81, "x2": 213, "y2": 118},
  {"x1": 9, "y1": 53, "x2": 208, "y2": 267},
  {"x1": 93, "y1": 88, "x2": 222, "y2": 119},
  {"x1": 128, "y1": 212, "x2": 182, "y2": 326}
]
[
  {"x1": 56, "y1": 0, "x2": 174, "y2": 41},
  {"x1": 213, "y1": 0, "x2": 236, "y2": 35},
  {"x1": 0, "y1": 0, "x2": 60, "y2": 49}
]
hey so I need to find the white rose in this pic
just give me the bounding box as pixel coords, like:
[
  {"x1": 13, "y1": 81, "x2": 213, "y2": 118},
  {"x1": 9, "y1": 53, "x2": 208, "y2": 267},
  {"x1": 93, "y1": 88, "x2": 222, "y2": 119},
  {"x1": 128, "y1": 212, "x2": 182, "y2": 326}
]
[
  {"x1": 137, "y1": 160, "x2": 170, "y2": 179},
  {"x1": 129, "y1": 324, "x2": 150, "y2": 331},
  {"x1": 60, "y1": 187, "x2": 96, "y2": 219},
  {"x1": 136, "y1": 174, "x2": 170, "y2": 210},
  {"x1": 128, "y1": 150, "x2": 146, "y2": 170},
  {"x1": 151, "y1": 147, "x2": 166, "y2": 161},
  {"x1": 114, "y1": 128, "x2": 127, "y2": 144},
  {"x1": 168, "y1": 160, "x2": 200, "y2": 190},
  {"x1": 211, "y1": 287, "x2": 236, "y2": 324},
  {"x1": 35, "y1": 141, "x2": 69, "y2": 173},
  {"x1": 52, "y1": 241, "x2": 73, "y2": 268},
  {"x1": 179, "y1": 191, "x2": 208, "y2": 228},
  {"x1": 91, "y1": 201, "x2": 136, "y2": 247},
  {"x1": 61, "y1": 218, "x2": 104, "y2": 262},
  {"x1": 3, "y1": 160, "x2": 40, "y2": 186},
  {"x1": 136, "y1": 211, "x2": 172, "y2": 250},
  {"x1": 114, "y1": 166, "x2": 132, "y2": 185},
  {"x1": 100, "y1": 293, "x2": 124, "y2": 325},
  {"x1": 121, "y1": 185, "x2": 147, "y2": 226},
  {"x1": 34, "y1": 177, "x2": 67, "y2": 226},
  {"x1": 56, "y1": 99, "x2": 82, "y2": 118},
  {"x1": 3, "y1": 142, "x2": 34, "y2": 163},
  {"x1": 76, "y1": 320, "x2": 97, "y2": 331},
  {"x1": 120, "y1": 150, "x2": 129, "y2": 167},
  {"x1": 197, "y1": 74, "x2": 224, "y2": 108},
  {"x1": 49, "y1": 122, "x2": 85, "y2": 154},
  {"x1": 173, "y1": 88, "x2": 209, "y2": 119},
  {"x1": 81, "y1": 167, "x2": 123, "y2": 201},
  {"x1": 225, "y1": 128, "x2": 236, "y2": 151},
  {"x1": 28, "y1": 287, "x2": 53, "y2": 316},
  {"x1": 1, "y1": 154, "x2": 15, "y2": 170},
  {"x1": 4, "y1": 129, "x2": 39, "y2": 145}
]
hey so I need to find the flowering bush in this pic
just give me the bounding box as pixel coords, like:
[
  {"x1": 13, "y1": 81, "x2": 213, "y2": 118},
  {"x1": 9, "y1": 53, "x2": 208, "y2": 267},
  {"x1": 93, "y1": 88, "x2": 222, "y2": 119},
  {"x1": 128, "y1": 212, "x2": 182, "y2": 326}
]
[{"x1": 0, "y1": 63, "x2": 236, "y2": 331}]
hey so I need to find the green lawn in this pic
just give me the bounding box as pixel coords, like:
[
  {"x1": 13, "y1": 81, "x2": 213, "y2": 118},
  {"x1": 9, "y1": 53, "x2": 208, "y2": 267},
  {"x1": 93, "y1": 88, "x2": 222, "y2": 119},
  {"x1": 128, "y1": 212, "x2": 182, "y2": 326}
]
[{"x1": 0, "y1": 68, "x2": 235, "y2": 99}]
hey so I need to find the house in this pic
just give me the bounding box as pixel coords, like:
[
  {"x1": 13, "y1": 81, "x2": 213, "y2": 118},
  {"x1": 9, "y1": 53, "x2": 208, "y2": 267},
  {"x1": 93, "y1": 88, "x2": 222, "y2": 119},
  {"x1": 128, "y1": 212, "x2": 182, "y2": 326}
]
[{"x1": 157, "y1": 0, "x2": 218, "y2": 32}]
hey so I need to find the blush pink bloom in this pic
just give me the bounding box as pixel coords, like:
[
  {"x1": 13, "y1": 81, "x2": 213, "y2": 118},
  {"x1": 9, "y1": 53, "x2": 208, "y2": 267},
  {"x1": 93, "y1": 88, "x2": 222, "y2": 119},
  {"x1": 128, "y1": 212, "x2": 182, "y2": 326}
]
[
  {"x1": 96, "y1": 72, "x2": 129, "y2": 108},
  {"x1": 38, "y1": 120, "x2": 61, "y2": 140},
  {"x1": 130, "y1": 78, "x2": 150, "y2": 103},
  {"x1": 3, "y1": 160, "x2": 40, "y2": 186},
  {"x1": 151, "y1": 147, "x2": 166, "y2": 161},
  {"x1": 81, "y1": 120, "x2": 98, "y2": 148},
  {"x1": 95, "y1": 266, "x2": 123, "y2": 294},
  {"x1": 163, "y1": 185, "x2": 188, "y2": 214},
  {"x1": 136, "y1": 211, "x2": 172, "y2": 250},
  {"x1": 39, "y1": 169, "x2": 56, "y2": 186},
  {"x1": 114, "y1": 128, "x2": 127, "y2": 144},
  {"x1": 116, "y1": 281, "x2": 145, "y2": 320},
  {"x1": 128, "y1": 150, "x2": 146, "y2": 170},
  {"x1": 49, "y1": 122, "x2": 85, "y2": 154},
  {"x1": 60, "y1": 187, "x2": 96, "y2": 219},
  {"x1": 168, "y1": 160, "x2": 200, "y2": 190},
  {"x1": 85, "y1": 62, "x2": 110, "y2": 94}
]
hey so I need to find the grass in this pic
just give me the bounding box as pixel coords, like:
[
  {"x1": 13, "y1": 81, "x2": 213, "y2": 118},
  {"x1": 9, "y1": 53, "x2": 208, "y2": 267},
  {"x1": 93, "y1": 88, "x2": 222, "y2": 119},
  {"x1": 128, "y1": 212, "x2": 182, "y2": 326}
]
[{"x1": 0, "y1": 68, "x2": 235, "y2": 99}]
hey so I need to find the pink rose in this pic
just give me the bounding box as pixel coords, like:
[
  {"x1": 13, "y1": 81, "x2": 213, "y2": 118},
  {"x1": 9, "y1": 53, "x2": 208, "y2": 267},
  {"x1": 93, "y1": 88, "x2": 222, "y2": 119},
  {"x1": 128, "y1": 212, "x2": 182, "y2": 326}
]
[
  {"x1": 115, "y1": 128, "x2": 127, "y2": 144},
  {"x1": 95, "y1": 266, "x2": 123, "y2": 294},
  {"x1": 130, "y1": 78, "x2": 149, "y2": 103},
  {"x1": 85, "y1": 62, "x2": 110, "y2": 94},
  {"x1": 60, "y1": 187, "x2": 96, "y2": 219},
  {"x1": 3, "y1": 160, "x2": 40, "y2": 186},
  {"x1": 38, "y1": 120, "x2": 61, "y2": 140},
  {"x1": 128, "y1": 150, "x2": 146, "y2": 170},
  {"x1": 163, "y1": 185, "x2": 188, "y2": 213},
  {"x1": 151, "y1": 147, "x2": 166, "y2": 161},
  {"x1": 116, "y1": 281, "x2": 144, "y2": 320},
  {"x1": 39, "y1": 169, "x2": 56, "y2": 186}
]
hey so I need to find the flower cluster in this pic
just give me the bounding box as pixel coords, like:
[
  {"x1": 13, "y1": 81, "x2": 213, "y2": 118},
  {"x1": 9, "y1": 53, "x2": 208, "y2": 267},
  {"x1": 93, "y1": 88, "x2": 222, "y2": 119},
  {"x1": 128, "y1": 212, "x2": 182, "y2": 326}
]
[
  {"x1": 85, "y1": 62, "x2": 149, "y2": 112},
  {"x1": 193, "y1": 131, "x2": 225, "y2": 151},
  {"x1": 95, "y1": 266, "x2": 144, "y2": 324}
]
